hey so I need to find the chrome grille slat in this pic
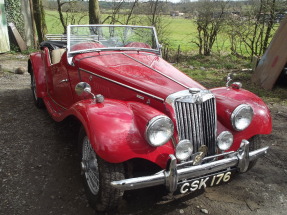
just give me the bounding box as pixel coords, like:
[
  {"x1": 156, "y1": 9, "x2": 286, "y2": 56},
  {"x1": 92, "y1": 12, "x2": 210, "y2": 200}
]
[
  {"x1": 183, "y1": 103, "x2": 189, "y2": 139},
  {"x1": 186, "y1": 104, "x2": 192, "y2": 141},
  {"x1": 174, "y1": 96, "x2": 216, "y2": 155}
]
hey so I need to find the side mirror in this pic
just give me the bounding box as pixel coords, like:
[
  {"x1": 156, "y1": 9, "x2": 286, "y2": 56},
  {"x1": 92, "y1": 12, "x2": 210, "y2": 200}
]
[
  {"x1": 75, "y1": 82, "x2": 92, "y2": 96},
  {"x1": 75, "y1": 82, "x2": 104, "y2": 103}
]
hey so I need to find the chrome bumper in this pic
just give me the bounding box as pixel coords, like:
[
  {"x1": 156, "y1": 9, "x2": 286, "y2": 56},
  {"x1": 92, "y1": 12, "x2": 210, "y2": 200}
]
[{"x1": 111, "y1": 140, "x2": 269, "y2": 193}]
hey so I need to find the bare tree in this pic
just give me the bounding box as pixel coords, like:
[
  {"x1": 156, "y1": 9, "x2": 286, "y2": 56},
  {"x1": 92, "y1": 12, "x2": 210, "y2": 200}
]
[
  {"x1": 227, "y1": 0, "x2": 279, "y2": 59},
  {"x1": 101, "y1": 0, "x2": 139, "y2": 25},
  {"x1": 89, "y1": 0, "x2": 101, "y2": 24},
  {"x1": 124, "y1": 0, "x2": 139, "y2": 25},
  {"x1": 142, "y1": 0, "x2": 170, "y2": 45},
  {"x1": 56, "y1": 0, "x2": 88, "y2": 34},
  {"x1": 102, "y1": 0, "x2": 125, "y2": 24},
  {"x1": 32, "y1": 0, "x2": 47, "y2": 43},
  {"x1": 262, "y1": 0, "x2": 276, "y2": 51},
  {"x1": 192, "y1": 0, "x2": 229, "y2": 56}
]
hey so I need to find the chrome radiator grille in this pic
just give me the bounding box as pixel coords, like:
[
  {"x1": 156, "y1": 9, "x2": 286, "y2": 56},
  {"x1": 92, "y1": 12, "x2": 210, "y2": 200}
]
[{"x1": 174, "y1": 97, "x2": 216, "y2": 155}]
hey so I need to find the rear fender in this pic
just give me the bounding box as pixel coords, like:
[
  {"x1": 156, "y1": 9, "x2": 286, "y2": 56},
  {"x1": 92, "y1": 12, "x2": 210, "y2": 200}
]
[
  {"x1": 29, "y1": 50, "x2": 47, "y2": 98},
  {"x1": 211, "y1": 87, "x2": 272, "y2": 151},
  {"x1": 70, "y1": 99, "x2": 174, "y2": 168}
]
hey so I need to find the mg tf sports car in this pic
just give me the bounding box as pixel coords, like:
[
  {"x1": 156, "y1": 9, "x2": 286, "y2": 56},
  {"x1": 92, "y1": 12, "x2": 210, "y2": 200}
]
[{"x1": 28, "y1": 25, "x2": 272, "y2": 211}]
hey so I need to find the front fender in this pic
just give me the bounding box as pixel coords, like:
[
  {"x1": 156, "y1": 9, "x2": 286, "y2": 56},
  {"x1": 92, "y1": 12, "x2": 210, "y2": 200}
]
[
  {"x1": 211, "y1": 87, "x2": 272, "y2": 151},
  {"x1": 29, "y1": 52, "x2": 46, "y2": 98},
  {"x1": 69, "y1": 99, "x2": 174, "y2": 168}
]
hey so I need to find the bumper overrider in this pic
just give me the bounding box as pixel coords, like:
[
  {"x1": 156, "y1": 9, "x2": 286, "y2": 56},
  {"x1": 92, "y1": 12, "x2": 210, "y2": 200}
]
[{"x1": 111, "y1": 140, "x2": 269, "y2": 193}]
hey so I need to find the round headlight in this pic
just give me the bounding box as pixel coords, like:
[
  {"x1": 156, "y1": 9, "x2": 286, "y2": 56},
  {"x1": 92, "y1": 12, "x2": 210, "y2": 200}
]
[
  {"x1": 176, "y1": 139, "x2": 193, "y2": 161},
  {"x1": 231, "y1": 104, "x2": 254, "y2": 131},
  {"x1": 217, "y1": 131, "x2": 233, "y2": 151},
  {"x1": 145, "y1": 115, "x2": 174, "y2": 147}
]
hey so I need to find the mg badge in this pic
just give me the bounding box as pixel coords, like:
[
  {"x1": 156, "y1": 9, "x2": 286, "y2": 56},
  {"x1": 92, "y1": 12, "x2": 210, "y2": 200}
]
[{"x1": 193, "y1": 145, "x2": 208, "y2": 165}]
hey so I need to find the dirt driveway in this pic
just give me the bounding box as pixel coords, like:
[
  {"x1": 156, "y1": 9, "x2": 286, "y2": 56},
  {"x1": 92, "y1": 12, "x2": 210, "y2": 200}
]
[{"x1": 0, "y1": 54, "x2": 286, "y2": 215}]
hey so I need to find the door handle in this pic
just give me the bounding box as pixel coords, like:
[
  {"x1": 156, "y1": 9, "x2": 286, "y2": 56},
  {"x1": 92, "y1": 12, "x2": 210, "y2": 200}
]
[{"x1": 59, "y1": 79, "x2": 69, "y2": 84}]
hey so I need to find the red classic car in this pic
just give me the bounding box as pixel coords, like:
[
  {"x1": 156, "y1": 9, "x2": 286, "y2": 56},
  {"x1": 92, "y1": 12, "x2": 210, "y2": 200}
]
[{"x1": 28, "y1": 25, "x2": 272, "y2": 212}]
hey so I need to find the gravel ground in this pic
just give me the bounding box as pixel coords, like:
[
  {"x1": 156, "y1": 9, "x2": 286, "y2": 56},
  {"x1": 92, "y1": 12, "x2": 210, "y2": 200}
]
[{"x1": 0, "y1": 54, "x2": 287, "y2": 215}]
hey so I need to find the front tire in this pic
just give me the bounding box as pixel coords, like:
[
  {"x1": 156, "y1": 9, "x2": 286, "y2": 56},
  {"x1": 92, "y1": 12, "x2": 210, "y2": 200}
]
[
  {"x1": 247, "y1": 135, "x2": 262, "y2": 171},
  {"x1": 78, "y1": 127, "x2": 125, "y2": 212}
]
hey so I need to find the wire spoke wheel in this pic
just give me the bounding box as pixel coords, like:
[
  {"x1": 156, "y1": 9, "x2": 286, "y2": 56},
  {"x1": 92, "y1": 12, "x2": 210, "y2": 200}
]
[
  {"x1": 82, "y1": 136, "x2": 100, "y2": 195},
  {"x1": 30, "y1": 68, "x2": 44, "y2": 108},
  {"x1": 78, "y1": 127, "x2": 125, "y2": 212}
]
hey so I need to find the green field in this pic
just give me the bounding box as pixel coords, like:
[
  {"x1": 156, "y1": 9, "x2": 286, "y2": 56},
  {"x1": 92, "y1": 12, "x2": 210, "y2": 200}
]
[
  {"x1": 45, "y1": 10, "x2": 277, "y2": 56},
  {"x1": 45, "y1": 10, "x2": 217, "y2": 53}
]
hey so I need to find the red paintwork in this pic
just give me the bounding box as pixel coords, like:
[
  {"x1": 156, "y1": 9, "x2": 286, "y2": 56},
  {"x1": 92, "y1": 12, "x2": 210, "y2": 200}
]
[
  {"x1": 71, "y1": 42, "x2": 106, "y2": 51},
  {"x1": 211, "y1": 87, "x2": 272, "y2": 152},
  {"x1": 29, "y1": 46, "x2": 272, "y2": 168},
  {"x1": 73, "y1": 52, "x2": 204, "y2": 100}
]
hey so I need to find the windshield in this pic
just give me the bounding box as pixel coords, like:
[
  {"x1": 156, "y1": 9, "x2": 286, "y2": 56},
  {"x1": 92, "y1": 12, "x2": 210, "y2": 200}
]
[{"x1": 67, "y1": 25, "x2": 160, "y2": 56}]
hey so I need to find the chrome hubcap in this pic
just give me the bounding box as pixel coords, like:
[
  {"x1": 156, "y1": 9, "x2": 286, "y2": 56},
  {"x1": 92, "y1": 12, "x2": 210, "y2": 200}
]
[{"x1": 82, "y1": 136, "x2": 99, "y2": 195}]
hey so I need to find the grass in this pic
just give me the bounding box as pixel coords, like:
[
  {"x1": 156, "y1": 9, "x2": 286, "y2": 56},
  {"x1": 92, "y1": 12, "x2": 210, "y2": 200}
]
[
  {"x1": 45, "y1": 11, "x2": 227, "y2": 52},
  {"x1": 164, "y1": 17, "x2": 198, "y2": 51}
]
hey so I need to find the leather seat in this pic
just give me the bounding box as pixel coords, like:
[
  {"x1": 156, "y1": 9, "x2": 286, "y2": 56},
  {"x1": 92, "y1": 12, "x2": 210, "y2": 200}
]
[{"x1": 51, "y1": 49, "x2": 66, "y2": 64}]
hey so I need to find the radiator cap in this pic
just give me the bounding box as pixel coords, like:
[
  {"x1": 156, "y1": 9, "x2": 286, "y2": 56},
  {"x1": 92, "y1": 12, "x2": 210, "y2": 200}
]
[{"x1": 189, "y1": 88, "x2": 201, "y2": 94}]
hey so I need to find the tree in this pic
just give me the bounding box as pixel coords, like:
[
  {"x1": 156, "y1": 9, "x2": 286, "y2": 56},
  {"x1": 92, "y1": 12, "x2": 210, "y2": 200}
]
[
  {"x1": 192, "y1": 0, "x2": 229, "y2": 56},
  {"x1": 89, "y1": 0, "x2": 101, "y2": 24},
  {"x1": 32, "y1": 0, "x2": 47, "y2": 43},
  {"x1": 56, "y1": 0, "x2": 88, "y2": 34},
  {"x1": 102, "y1": 0, "x2": 125, "y2": 24},
  {"x1": 142, "y1": 0, "x2": 170, "y2": 45},
  {"x1": 227, "y1": 0, "x2": 280, "y2": 59},
  {"x1": 101, "y1": 0, "x2": 139, "y2": 25}
]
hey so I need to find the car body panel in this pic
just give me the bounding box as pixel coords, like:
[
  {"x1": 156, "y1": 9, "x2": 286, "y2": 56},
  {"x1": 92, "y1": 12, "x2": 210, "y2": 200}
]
[
  {"x1": 73, "y1": 51, "x2": 204, "y2": 101},
  {"x1": 212, "y1": 87, "x2": 272, "y2": 151}
]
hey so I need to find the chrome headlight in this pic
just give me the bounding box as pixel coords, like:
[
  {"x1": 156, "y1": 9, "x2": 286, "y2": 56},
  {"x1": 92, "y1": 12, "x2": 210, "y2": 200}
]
[
  {"x1": 145, "y1": 115, "x2": 174, "y2": 147},
  {"x1": 217, "y1": 131, "x2": 233, "y2": 151},
  {"x1": 231, "y1": 104, "x2": 254, "y2": 131},
  {"x1": 176, "y1": 139, "x2": 193, "y2": 161}
]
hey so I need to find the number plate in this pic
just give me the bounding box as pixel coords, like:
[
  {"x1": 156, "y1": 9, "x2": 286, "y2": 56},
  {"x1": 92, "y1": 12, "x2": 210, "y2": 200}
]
[{"x1": 178, "y1": 169, "x2": 237, "y2": 194}]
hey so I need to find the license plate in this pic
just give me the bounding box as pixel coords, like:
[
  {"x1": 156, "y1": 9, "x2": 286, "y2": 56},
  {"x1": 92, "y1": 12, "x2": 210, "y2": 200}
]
[{"x1": 178, "y1": 169, "x2": 236, "y2": 194}]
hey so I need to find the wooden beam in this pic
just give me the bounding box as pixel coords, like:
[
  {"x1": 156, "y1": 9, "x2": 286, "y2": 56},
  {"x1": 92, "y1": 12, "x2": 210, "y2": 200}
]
[
  {"x1": 252, "y1": 17, "x2": 287, "y2": 90},
  {"x1": 8, "y1": 22, "x2": 27, "y2": 52}
]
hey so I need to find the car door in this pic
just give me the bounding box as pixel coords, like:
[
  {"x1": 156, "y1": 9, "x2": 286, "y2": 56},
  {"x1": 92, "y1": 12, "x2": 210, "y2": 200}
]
[{"x1": 50, "y1": 57, "x2": 74, "y2": 108}]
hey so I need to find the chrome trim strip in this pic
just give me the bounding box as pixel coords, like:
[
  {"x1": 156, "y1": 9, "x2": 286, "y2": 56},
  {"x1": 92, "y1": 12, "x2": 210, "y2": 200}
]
[
  {"x1": 79, "y1": 68, "x2": 165, "y2": 102},
  {"x1": 69, "y1": 24, "x2": 156, "y2": 29},
  {"x1": 70, "y1": 47, "x2": 160, "y2": 56},
  {"x1": 177, "y1": 151, "x2": 236, "y2": 168},
  {"x1": 166, "y1": 89, "x2": 214, "y2": 104},
  {"x1": 122, "y1": 53, "x2": 189, "y2": 89},
  {"x1": 111, "y1": 140, "x2": 269, "y2": 192}
]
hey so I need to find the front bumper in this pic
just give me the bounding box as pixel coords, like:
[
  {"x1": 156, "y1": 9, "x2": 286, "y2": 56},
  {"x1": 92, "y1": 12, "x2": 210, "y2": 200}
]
[{"x1": 111, "y1": 140, "x2": 269, "y2": 193}]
